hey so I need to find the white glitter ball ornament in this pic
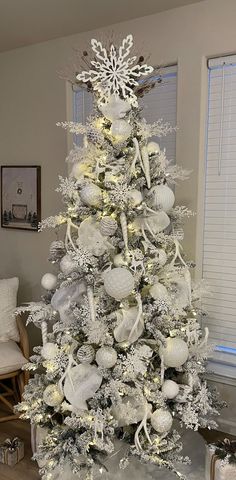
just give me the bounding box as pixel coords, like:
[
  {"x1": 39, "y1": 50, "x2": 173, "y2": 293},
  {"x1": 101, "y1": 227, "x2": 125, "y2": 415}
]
[
  {"x1": 147, "y1": 141, "x2": 160, "y2": 156},
  {"x1": 41, "y1": 343, "x2": 59, "y2": 360},
  {"x1": 162, "y1": 380, "x2": 180, "y2": 399},
  {"x1": 160, "y1": 337, "x2": 189, "y2": 368},
  {"x1": 150, "y1": 282, "x2": 168, "y2": 300},
  {"x1": 43, "y1": 384, "x2": 64, "y2": 407},
  {"x1": 151, "y1": 408, "x2": 173, "y2": 433},
  {"x1": 77, "y1": 345, "x2": 95, "y2": 364},
  {"x1": 96, "y1": 346, "x2": 117, "y2": 368},
  {"x1": 60, "y1": 254, "x2": 77, "y2": 275},
  {"x1": 41, "y1": 273, "x2": 57, "y2": 291},
  {"x1": 111, "y1": 120, "x2": 132, "y2": 142},
  {"x1": 104, "y1": 267, "x2": 134, "y2": 301},
  {"x1": 149, "y1": 184, "x2": 175, "y2": 212},
  {"x1": 100, "y1": 216, "x2": 118, "y2": 236},
  {"x1": 80, "y1": 184, "x2": 102, "y2": 208}
]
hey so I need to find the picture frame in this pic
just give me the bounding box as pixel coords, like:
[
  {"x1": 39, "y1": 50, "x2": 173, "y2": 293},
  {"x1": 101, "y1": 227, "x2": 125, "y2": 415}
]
[{"x1": 1, "y1": 166, "x2": 41, "y2": 231}]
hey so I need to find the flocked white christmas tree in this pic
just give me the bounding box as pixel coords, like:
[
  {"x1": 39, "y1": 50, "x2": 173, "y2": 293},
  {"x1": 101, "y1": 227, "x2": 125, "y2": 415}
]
[{"x1": 16, "y1": 35, "x2": 223, "y2": 480}]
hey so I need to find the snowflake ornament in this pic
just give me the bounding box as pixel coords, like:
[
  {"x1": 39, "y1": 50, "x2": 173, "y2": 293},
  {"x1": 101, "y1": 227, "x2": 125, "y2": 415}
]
[{"x1": 76, "y1": 34, "x2": 153, "y2": 107}]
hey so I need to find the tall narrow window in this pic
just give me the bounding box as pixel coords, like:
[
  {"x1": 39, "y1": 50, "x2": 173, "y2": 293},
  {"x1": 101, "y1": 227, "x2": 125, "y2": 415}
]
[{"x1": 202, "y1": 55, "x2": 236, "y2": 377}]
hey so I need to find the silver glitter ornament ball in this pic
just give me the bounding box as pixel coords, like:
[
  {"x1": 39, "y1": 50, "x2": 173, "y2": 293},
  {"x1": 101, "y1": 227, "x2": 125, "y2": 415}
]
[
  {"x1": 160, "y1": 337, "x2": 189, "y2": 368},
  {"x1": 162, "y1": 380, "x2": 180, "y2": 399},
  {"x1": 80, "y1": 183, "x2": 102, "y2": 208},
  {"x1": 96, "y1": 346, "x2": 117, "y2": 368},
  {"x1": 104, "y1": 267, "x2": 135, "y2": 301},
  {"x1": 100, "y1": 216, "x2": 118, "y2": 236},
  {"x1": 77, "y1": 345, "x2": 95, "y2": 364},
  {"x1": 151, "y1": 408, "x2": 173, "y2": 433},
  {"x1": 43, "y1": 384, "x2": 64, "y2": 407}
]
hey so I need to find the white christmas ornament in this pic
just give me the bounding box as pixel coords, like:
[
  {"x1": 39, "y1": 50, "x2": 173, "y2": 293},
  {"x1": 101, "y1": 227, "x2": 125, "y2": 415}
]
[
  {"x1": 151, "y1": 409, "x2": 173, "y2": 434},
  {"x1": 162, "y1": 380, "x2": 180, "y2": 399},
  {"x1": 78, "y1": 217, "x2": 108, "y2": 256},
  {"x1": 128, "y1": 189, "x2": 143, "y2": 207},
  {"x1": 114, "y1": 306, "x2": 144, "y2": 343},
  {"x1": 111, "y1": 119, "x2": 132, "y2": 142},
  {"x1": 41, "y1": 343, "x2": 59, "y2": 360},
  {"x1": 134, "y1": 211, "x2": 170, "y2": 235},
  {"x1": 104, "y1": 267, "x2": 134, "y2": 301},
  {"x1": 149, "y1": 184, "x2": 175, "y2": 212},
  {"x1": 60, "y1": 254, "x2": 77, "y2": 275},
  {"x1": 150, "y1": 282, "x2": 168, "y2": 301},
  {"x1": 77, "y1": 345, "x2": 95, "y2": 364},
  {"x1": 64, "y1": 364, "x2": 102, "y2": 411},
  {"x1": 96, "y1": 346, "x2": 117, "y2": 368},
  {"x1": 80, "y1": 184, "x2": 102, "y2": 208},
  {"x1": 41, "y1": 273, "x2": 57, "y2": 291},
  {"x1": 112, "y1": 396, "x2": 152, "y2": 427},
  {"x1": 160, "y1": 337, "x2": 189, "y2": 368},
  {"x1": 147, "y1": 142, "x2": 160, "y2": 156},
  {"x1": 100, "y1": 216, "x2": 118, "y2": 236},
  {"x1": 99, "y1": 94, "x2": 131, "y2": 121},
  {"x1": 51, "y1": 281, "x2": 87, "y2": 323},
  {"x1": 43, "y1": 384, "x2": 64, "y2": 407},
  {"x1": 76, "y1": 35, "x2": 153, "y2": 107}
]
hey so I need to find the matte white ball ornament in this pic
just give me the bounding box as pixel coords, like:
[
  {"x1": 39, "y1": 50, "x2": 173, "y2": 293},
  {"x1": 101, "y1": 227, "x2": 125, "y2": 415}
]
[
  {"x1": 160, "y1": 337, "x2": 189, "y2": 368},
  {"x1": 100, "y1": 216, "x2": 118, "y2": 236},
  {"x1": 60, "y1": 254, "x2": 77, "y2": 275},
  {"x1": 162, "y1": 380, "x2": 180, "y2": 399},
  {"x1": 41, "y1": 343, "x2": 59, "y2": 360},
  {"x1": 41, "y1": 273, "x2": 57, "y2": 291},
  {"x1": 96, "y1": 346, "x2": 117, "y2": 368},
  {"x1": 149, "y1": 184, "x2": 175, "y2": 212},
  {"x1": 80, "y1": 184, "x2": 102, "y2": 207},
  {"x1": 151, "y1": 408, "x2": 173, "y2": 433},
  {"x1": 43, "y1": 384, "x2": 64, "y2": 407},
  {"x1": 150, "y1": 282, "x2": 168, "y2": 300},
  {"x1": 147, "y1": 141, "x2": 160, "y2": 156},
  {"x1": 104, "y1": 267, "x2": 135, "y2": 301},
  {"x1": 111, "y1": 120, "x2": 132, "y2": 142},
  {"x1": 99, "y1": 95, "x2": 131, "y2": 121}
]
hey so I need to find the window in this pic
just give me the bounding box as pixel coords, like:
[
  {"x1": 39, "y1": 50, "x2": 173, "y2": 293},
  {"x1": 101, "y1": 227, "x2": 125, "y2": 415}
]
[
  {"x1": 72, "y1": 64, "x2": 177, "y2": 161},
  {"x1": 202, "y1": 55, "x2": 236, "y2": 378}
]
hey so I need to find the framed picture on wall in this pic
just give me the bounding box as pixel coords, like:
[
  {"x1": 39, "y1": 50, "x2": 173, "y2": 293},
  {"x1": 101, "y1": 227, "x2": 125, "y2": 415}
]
[{"x1": 1, "y1": 166, "x2": 41, "y2": 231}]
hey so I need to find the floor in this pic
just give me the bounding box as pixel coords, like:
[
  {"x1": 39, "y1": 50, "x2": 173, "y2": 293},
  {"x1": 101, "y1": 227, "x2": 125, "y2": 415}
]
[{"x1": 0, "y1": 416, "x2": 235, "y2": 480}]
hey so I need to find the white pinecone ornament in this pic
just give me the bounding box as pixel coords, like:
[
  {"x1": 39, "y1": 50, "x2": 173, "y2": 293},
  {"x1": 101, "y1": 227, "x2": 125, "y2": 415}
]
[
  {"x1": 100, "y1": 216, "x2": 118, "y2": 236},
  {"x1": 77, "y1": 345, "x2": 95, "y2": 364}
]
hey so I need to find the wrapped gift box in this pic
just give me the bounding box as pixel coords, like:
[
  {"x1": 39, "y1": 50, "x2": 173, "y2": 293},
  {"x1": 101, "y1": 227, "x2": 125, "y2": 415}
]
[
  {"x1": 0, "y1": 437, "x2": 24, "y2": 467},
  {"x1": 205, "y1": 440, "x2": 236, "y2": 480}
]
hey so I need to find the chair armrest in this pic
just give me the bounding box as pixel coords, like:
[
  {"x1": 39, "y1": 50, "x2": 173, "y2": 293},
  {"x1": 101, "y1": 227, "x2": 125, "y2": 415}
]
[{"x1": 16, "y1": 315, "x2": 30, "y2": 360}]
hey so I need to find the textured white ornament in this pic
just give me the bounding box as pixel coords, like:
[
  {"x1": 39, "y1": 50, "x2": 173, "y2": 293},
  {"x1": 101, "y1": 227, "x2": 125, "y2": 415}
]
[
  {"x1": 162, "y1": 380, "x2": 180, "y2": 399},
  {"x1": 100, "y1": 216, "x2": 118, "y2": 236},
  {"x1": 111, "y1": 120, "x2": 132, "y2": 142},
  {"x1": 41, "y1": 273, "x2": 57, "y2": 291},
  {"x1": 96, "y1": 346, "x2": 117, "y2": 368},
  {"x1": 76, "y1": 35, "x2": 153, "y2": 107},
  {"x1": 150, "y1": 282, "x2": 168, "y2": 300},
  {"x1": 156, "y1": 248, "x2": 167, "y2": 267},
  {"x1": 112, "y1": 396, "x2": 152, "y2": 427},
  {"x1": 104, "y1": 267, "x2": 134, "y2": 301},
  {"x1": 160, "y1": 337, "x2": 189, "y2": 368},
  {"x1": 151, "y1": 409, "x2": 173, "y2": 433},
  {"x1": 134, "y1": 211, "x2": 170, "y2": 235},
  {"x1": 114, "y1": 306, "x2": 144, "y2": 343},
  {"x1": 80, "y1": 184, "x2": 102, "y2": 207},
  {"x1": 128, "y1": 189, "x2": 143, "y2": 207},
  {"x1": 64, "y1": 364, "x2": 102, "y2": 411},
  {"x1": 77, "y1": 345, "x2": 95, "y2": 364},
  {"x1": 113, "y1": 253, "x2": 128, "y2": 267},
  {"x1": 147, "y1": 141, "x2": 160, "y2": 156},
  {"x1": 41, "y1": 343, "x2": 59, "y2": 360},
  {"x1": 43, "y1": 384, "x2": 64, "y2": 407},
  {"x1": 99, "y1": 94, "x2": 131, "y2": 121},
  {"x1": 60, "y1": 254, "x2": 77, "y2": 275},
  {"x1": 149, "y1": 184, "x2": 175, "y2": 212}
]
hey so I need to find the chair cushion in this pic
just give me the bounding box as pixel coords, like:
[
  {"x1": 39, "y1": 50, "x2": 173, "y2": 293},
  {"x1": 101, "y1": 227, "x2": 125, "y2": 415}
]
[
  {"x1": 0, "y1": 340, "x2": 27, "y2": 375},
  {"x1": 0, "y1": 277, "x2": 19, "y2": 343}
]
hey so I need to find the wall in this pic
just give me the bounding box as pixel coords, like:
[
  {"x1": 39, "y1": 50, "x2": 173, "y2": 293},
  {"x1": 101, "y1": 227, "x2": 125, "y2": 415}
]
[{"x1": 0, "y1": 0, "x2": 236, "y2": 429}]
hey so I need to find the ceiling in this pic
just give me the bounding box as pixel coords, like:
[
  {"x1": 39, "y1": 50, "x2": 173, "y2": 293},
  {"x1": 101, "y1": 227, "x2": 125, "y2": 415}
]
[{"x1": 0, "y1": 0, "x2": 203, "y2": 53}]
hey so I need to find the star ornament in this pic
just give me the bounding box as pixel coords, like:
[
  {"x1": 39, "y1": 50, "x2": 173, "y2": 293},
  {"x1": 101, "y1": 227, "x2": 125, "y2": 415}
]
[{"x1": 76, "y1": 34, "x2": 153, "y2": 107}]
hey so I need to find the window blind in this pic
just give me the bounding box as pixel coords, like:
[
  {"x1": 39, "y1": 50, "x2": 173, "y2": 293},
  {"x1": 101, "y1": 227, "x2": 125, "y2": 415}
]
[
  {"x1": 202, "y1": 55, "x2": 236, "y2": 373},
  {"x1": 73, "y1": 64, "x2": 177, "y2": 161}
]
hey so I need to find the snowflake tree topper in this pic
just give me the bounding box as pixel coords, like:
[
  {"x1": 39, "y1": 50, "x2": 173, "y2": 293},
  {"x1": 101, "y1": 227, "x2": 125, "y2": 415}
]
[{"x1": 76, "y1": 34, "x2": 153, "y2": 107}]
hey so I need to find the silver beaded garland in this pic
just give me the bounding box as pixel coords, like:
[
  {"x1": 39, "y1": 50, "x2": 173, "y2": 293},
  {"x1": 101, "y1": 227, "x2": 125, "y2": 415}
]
[{"x1": 77, "y1": 345, "x2": 95, "y2": 364}]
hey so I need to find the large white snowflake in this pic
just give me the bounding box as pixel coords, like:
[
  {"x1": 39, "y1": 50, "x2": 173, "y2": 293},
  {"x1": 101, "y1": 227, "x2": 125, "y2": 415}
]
[{"x1": 76, "y1": 34, "x2": 153, "y2": 106}]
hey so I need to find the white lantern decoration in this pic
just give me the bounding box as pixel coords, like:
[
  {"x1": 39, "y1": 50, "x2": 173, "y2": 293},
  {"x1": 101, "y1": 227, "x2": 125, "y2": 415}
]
[
  {"x1": 156, "y1": 248, "x2": 167, "y2": 267},
  {"x1": 150, "y1": 282, "x2": 168, "y2": 300},
  {"x1": 151, "y1": 408, "x2": 173, "y2": 434},
  {"x1": 149, "y1": 184, "x2": 175, "y2": 212},
  {"x1": 104, "y1": 267, "x2": 134, "y2": 301},
  {"x1": 60, "y1": 254, "x2": 77, "y2": 275},
  {"x1": 41, "y1": 342, "x2": 59, "y2": 360},
  {"x1": 147, "y1": 141, "x2": 160, "y2": 156},
  {"x1": 111, "y1": 120, "x2": 132, "y2": 142},
  {"x1": 41, "y1": 273, "x2": 57, "y2": 291},
  {"x1": 160, "y1": 337, "x2": 189, "y2": 368},
  {"x1": 64, "y1": 364, "x2": 102, "y2": 411},
  {"x1": 114, "y1": 306, "x2": 144, "y2": 344},
  {"x1": 99, "y1": 94, "x2": 131, "y2": 121},
  {"x1": 43, "y1": 384, "x2": 64, "y2": 407},
  {"x1": 80, "y1": 184, "x2": 102, "y2": 208},
  {"x1": 127, "y1": 189, "x2": 143, "y2": 207},
  {"x1": 95, "y1": 346, "x2": 117, "y2": 368},
  {"x1": 162, "y1": 380, "x2": 180, "y2": 399},
  {"x1": 100, "y1": 216, "x2": 118, "y2": 236}
]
